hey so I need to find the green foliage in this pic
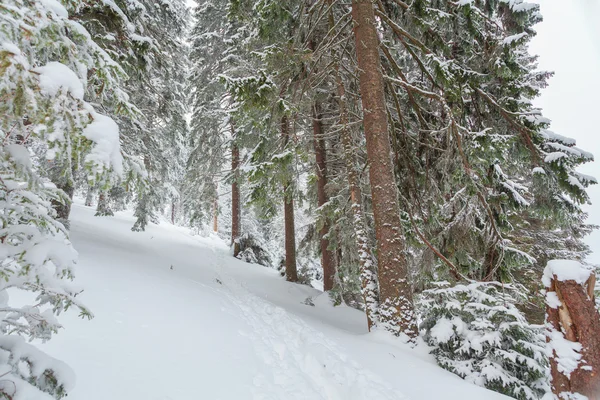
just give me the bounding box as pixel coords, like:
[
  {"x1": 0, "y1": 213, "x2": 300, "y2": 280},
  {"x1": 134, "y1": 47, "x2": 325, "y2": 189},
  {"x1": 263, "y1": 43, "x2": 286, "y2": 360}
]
[{"x1": 420, "y1": 282, "x2": 549, "y2": 399}]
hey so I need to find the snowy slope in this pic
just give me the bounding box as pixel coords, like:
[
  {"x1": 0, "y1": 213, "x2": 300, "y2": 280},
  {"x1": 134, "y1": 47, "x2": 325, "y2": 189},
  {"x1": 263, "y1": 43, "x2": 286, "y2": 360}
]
[{"x1": 37, "y1": 202, "x2": 509, "y2": 400}]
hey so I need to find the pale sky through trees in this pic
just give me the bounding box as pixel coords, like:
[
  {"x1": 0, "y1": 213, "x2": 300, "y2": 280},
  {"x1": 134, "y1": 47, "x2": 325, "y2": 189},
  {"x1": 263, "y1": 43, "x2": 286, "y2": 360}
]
[{"x1": 530, "y1": 0, "x2": 600, "y2": 264}]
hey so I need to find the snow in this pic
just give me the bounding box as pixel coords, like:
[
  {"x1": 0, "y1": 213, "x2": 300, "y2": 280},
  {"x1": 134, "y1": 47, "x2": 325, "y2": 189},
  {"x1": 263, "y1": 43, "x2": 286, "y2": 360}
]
[
  {"x1": 540, "y1": 130, "x2": 576, "y2": 146},
  {"x1": 532, "y1": 167, "x2": 546, "y2": 175},
  {"x1": 33, "y1": 62, "x2": 85, "y2": 100},
  {"x1": 545, "y1": 328, "x2": 582, "y2": 378},
  {"x1": 574, "y1": 171, "x2": 597, "y2": 184},
  {"x1": 5, "y1": 144, "x2": 32, "y2": 168},
  {"x1": 1, "y1": 41, "x2": 21, "y2": 55},
  {"x1": 31, "y1": 202, "x2": 511, "y2": 400},
  {"x1": 503, "y1": 32, "x2": 527, "y2": 45},
  {"x1": 542, "y1": 259, "x2": 594, "y2": 288},
  {"x1": 82, "y1": 109, "x2": 124, "y2": 176},
  {"x1": 545, "y1": 291, "x2": 561, "y2": 309},
  {"x1": 39, "y1": 0, "x2": 69, "y2": 18},
  {"x1": 544, "y1": 152, "x2": 568, "y2": 163},
  {"x1": 429, "y1": 318, "x2": 455, "y2": 343}
]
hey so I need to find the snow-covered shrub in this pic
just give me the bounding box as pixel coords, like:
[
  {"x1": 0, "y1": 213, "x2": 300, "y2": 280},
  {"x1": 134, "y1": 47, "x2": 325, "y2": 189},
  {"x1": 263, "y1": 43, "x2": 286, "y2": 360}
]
[
  {"x1": 420, "y1": 282, "x2": 549, "y2": 399},
  {"x1": 236, "y1": 233, "x2": 272, "y2": 267}
]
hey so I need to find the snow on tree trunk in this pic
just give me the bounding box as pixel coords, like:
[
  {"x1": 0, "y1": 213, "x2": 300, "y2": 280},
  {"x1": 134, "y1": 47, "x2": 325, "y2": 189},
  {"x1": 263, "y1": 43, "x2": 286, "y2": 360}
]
[
  {"x1": 213, "y1": 189, "x2": 219, "y2": 233},
  {"x1": 171, "y1": 200, "x2": 177, "y2": 225},
  {"x1": 84, "y1": 185, "x2": 95, "y2": 207},
  {"x1": 351, "y1": 0, "x2": 417, "y2": 339},
  {"x1": 281, "y1": 115, "x2": 298, "y2": 282},
  {"x1": 312, "y1": 101, "x2": 336, "y2": 291},
  {"x1": 334, "y1": 64, "x2": 379, "y2": 329},
  {"x1": 544, "y1": 260, "x2": 600, "y2": 399},
  {"x1": 52, "y1": 179, "x2": 74, "y2": 229},
  {"x1": 231, "y1": 140, "x2": 241, "y2": 258},
  {"x1": 95, "y1": 191, "x2": 114, "y2": 217}
]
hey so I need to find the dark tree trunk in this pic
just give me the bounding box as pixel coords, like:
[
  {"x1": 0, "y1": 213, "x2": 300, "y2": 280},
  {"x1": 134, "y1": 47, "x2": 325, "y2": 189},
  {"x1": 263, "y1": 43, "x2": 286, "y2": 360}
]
[
  {"x1": 281, "y1": 115, "x2": 298, "y2": 282},
  {"x1": 231, "y1": 140, "x2": 241, "y2": 258},
  {"x1": 84, "y1": 185, "x2": 94, "y2": 207},
  {"x1": 327, "y1": 0, "x2": 378, "y2": 330},
  {"x1": 312, "y1": 103, "x2": 336, "y2": 291},
  {"x1": 351, "y1": 0, "x2": 417, "y2": 338},
  {"x1": 53, "y1": 180, "x2": 74, "y2": 229},
  {"x1": 95, "y1": 191, "x2": 114, "y2": 216},
  {"x1": 171, "y1": 200, "x2": 176, "y2": 224},
  {"x1": 546, "y1": 271, "x2": 600, "y2": 399},
  {"x1": 213, "y1": 190, "x2": 219, "y2": 233}
]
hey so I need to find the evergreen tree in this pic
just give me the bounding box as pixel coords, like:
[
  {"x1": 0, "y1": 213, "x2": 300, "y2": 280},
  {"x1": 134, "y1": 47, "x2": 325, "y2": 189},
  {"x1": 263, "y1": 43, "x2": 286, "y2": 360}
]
[{"x1": 0, "y1": 0, "x2": 124, "y2": 397}]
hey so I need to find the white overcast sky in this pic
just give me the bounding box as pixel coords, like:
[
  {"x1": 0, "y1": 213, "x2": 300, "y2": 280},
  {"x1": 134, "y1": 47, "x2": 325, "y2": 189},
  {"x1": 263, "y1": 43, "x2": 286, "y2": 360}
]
[
  {"x1": 184, "y1": 0, "x2": 599, "y2": 264},
  {"x1": 530, "y1": 0, "x2": 600, "y2": 264}
]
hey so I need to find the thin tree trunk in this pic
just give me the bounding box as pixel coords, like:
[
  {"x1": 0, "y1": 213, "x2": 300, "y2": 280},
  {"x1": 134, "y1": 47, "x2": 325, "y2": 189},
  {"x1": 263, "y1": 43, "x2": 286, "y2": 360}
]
[
  {"x1": 336, "y1": 75, "x2": 379, "y2": 330},
  {"x1": 95, "y1": 191, "x2": 113, "y2": 216},
  {"x1": 307, "y1": 38, "x2": 336, "y2": 291},
  {"x1": 213, "y1": 189, "x2": 219, "y2": 233},
  {"x1": 282, "y1": 115, "x2": 298, "y2": 282},
  {"x1": 312, "y1": 102, "x2": 336, "y2": 291},
  {"x1": 84, "y1": 185, "x2": 94, "y2": 207},
  {"x1": 53, "y1": 180, "x2": 74, "y2": 228},
  {"x1": 231, "y1": 138, "x2": 241, "y2": 258},
  {"x1": 171, "y1": 200, "x2": 176, "y2": 224},
  {"x1": 351, "y1": 0, "x2": 417, "y2": 339}
]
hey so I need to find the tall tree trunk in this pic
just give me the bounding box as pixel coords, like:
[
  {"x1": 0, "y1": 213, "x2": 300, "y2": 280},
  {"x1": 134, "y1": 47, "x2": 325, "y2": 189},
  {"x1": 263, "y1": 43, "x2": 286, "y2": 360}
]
[
  {"x1": 328, "y1": 0, "x2": 378, "y2": 330},
  {"x1": 231, "y1": 139, "x2": 241, "y2": 258},
  {"x1": 351, "y1": 0, "x2": 417, "y2": 339},
  {"x1": 171, "y1": 200, "x2": 176, "y2": 224},
  {"x1": 53, "y1": 180, "x2": 74, "y2": 228},
  {"x1": 84, "y1": 184, "x2": 95, "y2": 207},
  {"x1": 336, "y1": 74, "x2": 379, "y2": 330},
  {"x1": 95, "y1": 190, "x2": 114, "y2": 216},
  {"x1": 312, "y1": 103, "x2": 336, "y2": 291},
  {"x1": 307, "y1": 38, "x2": 336, "y2": 291},
  {"x1": 213, "y1": 187, "x2": 219, "y2": 233},
  {"x1": 281, "y1": 115, "x2": 298, "y2": 282}
]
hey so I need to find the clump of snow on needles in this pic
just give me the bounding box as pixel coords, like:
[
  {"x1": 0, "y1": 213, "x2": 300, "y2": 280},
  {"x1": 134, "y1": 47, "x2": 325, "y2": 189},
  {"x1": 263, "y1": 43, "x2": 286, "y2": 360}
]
[
  {"x1": 83, "y1": 106, "x2": 124, "y2": 176},
  {"x1": 39, "y1": 0, "x2": 69, "y2": 18},
  {"x1": 542, "y1": 259, "x2": 593, "y2": 288},
  {"x1": 34, "y1": 62, "x2": 85, "y2": 100}
]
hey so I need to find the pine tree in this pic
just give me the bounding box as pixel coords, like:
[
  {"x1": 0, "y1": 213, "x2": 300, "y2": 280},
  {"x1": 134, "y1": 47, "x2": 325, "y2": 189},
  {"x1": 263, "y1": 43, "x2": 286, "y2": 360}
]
[{"x1": 0, "y1": 1, "x2": 125, "y2": 397}]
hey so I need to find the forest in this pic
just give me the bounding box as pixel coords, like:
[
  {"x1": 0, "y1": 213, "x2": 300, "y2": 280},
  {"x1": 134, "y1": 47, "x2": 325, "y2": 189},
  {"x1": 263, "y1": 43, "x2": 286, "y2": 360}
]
[{"x1": 1, "y1": 0, "x2": 599, "y2": 399}]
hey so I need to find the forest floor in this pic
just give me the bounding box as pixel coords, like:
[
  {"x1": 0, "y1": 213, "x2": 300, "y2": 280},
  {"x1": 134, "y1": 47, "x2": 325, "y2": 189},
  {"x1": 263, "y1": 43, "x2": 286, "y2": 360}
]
[{"x1": 31, "y1": 201, "x2": 509, "y2": 400}]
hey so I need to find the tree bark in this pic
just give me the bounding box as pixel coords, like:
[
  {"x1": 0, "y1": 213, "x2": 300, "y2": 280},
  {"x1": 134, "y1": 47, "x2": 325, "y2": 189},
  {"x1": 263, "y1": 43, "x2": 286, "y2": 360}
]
[
  {"x1": 171, "y1": 200, "x2": 176, "y2": 224},
  {"x1": 312, "y1": 103, "x2": 337, "y2": 291},
  {"x1": 546, "y1": 273, "x2": 600, "y2": 399},
  {"x1": 84, "y1": 185, "x2": 94, "y2": 207},
  {"x1": 327, "y1": 0, "x2": 378, "y2": 330},
  {"x1": 52, "y1": 180, "x2": 74, "y2": 229},
  {"x1": 351, "y1": 0, "x2": 417, "y2": 338},
  {"x1": 95, "y1": 191, "x2": 113, "y2": 216},
  {"x1": 213, "y1": 189, "x2": 219, "y2": 233},
  {"x1": 231, "y1": 139, "x2": 241, "y2": 258},
  {"x1": 282, "y1": 115, "x2": 298, "y2": 282}
]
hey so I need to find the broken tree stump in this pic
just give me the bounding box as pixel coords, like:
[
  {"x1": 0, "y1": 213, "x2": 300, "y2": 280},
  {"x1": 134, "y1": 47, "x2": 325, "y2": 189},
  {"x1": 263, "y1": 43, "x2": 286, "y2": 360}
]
[{"x1": 544, "y1": 260, "x2": 600, "y2": 399}]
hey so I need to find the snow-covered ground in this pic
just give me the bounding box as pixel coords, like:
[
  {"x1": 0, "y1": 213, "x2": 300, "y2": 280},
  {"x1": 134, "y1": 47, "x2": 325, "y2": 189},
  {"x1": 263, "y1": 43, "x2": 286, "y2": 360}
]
[{"x1": 37, "y1": 202, "x2": 508, "y2": 400}]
